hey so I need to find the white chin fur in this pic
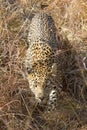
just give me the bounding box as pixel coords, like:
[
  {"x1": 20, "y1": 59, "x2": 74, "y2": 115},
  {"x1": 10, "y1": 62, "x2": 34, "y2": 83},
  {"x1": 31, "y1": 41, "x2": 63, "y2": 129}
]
[{"x1": 36, "y1": 97, "x2": 41, "y2": 103}]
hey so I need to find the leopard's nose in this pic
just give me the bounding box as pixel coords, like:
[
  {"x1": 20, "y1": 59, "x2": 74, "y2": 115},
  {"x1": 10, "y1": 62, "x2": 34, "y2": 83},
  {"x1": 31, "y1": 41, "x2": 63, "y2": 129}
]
[
  {"x1": 36, "y1": 96, "x2": 44, "y2": 103},
  {"x1": 39, "y1": 96, "x2": 44, "y2": 101}
]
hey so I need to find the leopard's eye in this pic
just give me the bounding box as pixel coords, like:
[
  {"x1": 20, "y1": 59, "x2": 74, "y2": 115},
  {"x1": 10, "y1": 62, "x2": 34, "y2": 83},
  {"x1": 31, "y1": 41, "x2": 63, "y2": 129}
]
[
  {"x1": 27, "y1": 67, "x2": 32, "y2": 74},
  {"x1": 53, "y1": 86, "x2": 57, "y2": 89}
]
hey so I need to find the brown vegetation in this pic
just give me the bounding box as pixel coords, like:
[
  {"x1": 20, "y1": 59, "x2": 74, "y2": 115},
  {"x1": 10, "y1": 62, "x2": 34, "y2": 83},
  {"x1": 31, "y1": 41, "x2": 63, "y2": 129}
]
[{"x1": 0, "y1": 0, "x2": 87, "y2": 130}]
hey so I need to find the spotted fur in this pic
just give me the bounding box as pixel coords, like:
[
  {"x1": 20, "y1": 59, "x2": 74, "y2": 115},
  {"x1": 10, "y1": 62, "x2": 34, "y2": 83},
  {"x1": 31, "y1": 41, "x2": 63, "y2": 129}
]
[{"x1": 25, "y1": 13, "x2": 62, "y2": 110}]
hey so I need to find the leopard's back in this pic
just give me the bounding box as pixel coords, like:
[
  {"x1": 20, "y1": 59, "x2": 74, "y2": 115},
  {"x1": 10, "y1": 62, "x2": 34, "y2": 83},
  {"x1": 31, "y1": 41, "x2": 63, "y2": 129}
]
[{"x1": 28, "y1": 13, "x2": 58, "y2": 49}]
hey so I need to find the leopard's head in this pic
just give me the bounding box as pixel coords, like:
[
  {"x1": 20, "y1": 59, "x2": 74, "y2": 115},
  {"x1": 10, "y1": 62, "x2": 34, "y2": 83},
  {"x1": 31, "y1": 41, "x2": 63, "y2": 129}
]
[
  {"x1": 27, "y1": 62, "x2": 58, "y2": 103},
  {"x1": 27, "y1": 64, "x2": 48, "y2": 102}
]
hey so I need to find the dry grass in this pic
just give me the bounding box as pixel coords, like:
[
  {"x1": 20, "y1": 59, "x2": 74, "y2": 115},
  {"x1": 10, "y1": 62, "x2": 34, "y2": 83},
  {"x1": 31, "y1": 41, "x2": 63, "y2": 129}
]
[{"x1": 0, "y1": 0, "x2": 87, "y2": 130}]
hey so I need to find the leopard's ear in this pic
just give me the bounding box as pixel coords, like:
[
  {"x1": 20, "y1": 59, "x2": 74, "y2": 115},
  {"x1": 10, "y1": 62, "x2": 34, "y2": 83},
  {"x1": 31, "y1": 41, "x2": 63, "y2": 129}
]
[{"x1": 51, "y1": 63, "x2": 57, "y2": 76}]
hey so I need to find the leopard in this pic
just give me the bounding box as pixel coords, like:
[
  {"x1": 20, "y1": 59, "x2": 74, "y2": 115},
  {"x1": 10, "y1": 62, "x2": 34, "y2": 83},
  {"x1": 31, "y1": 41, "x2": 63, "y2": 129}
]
[
  {"x1": 25, "y1": 12, "x2": 86, "y2": 111},
  {"x1": 25, "y1": 13, "x2": 63, "y2": 110}
]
